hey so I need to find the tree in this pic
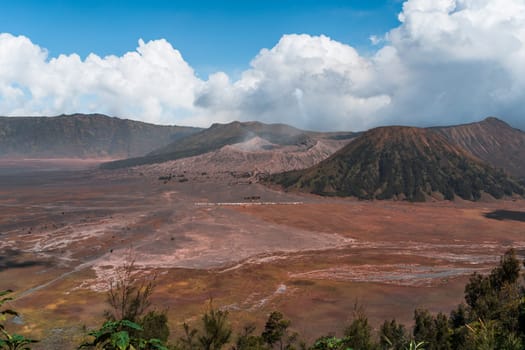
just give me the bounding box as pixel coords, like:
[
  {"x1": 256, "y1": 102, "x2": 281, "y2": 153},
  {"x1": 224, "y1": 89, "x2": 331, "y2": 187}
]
[
  {"x1": 343, "y1": 305, "x2": 375, "y2": 350},
  {"x1": 379, "y1": 319, "x2": 407, "y2": 350},
  {"x1": 464, "y1": 249, "x2": 521, "y2": 323},
  {"x1": 448, "y1": 305, "x2": 468, "y2": 350},
  {"x1": 432, "y1": 313, "x2": 451, "y2": 350},
  {"x1": 104, "y1": 257, "x2": 157, "y2": 323},
  {"x1": 463, "y1": 273, "x2": 495, "y2": 321},
  {"x1": 232, "y1": 324, "x2": 265, "y2": 350},
  {"x1": 178, "y1": 323, "x2": 199, "y2": 350},
  {"x1": 197, "y1": 302, "x2": 232, "y2": 350},
  {"x1": 140, "y1": 311, "x2": 170, "y2": 344},
  {"x1": 462, "y1": 248, "x2": 524, "y2": 347},
  {"x1": 412, "y1": 310, "x2": 451, "y2": 350},
  {"x1": 262, "y1": 312, "x2": 297, "y2": 350},
  {"x1": 489, "y1": 249, "x2": 520, "y2": 291},
  {"x1": 102, "y1": 254, "x2": 170, "y2": 345},
  {"x1": 413, "y1": 309, "x2": 435, "y2": 345},
  {"x1": 81, "y1": 254, "x2": 168, "y2": 350},
  {"x1": 464, "y1": 319, "x2": 496, "y2": 350}
]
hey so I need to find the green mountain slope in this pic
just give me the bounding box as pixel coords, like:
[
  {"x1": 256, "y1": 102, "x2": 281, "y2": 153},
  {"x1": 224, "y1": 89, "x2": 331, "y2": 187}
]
[{"x1": 270, "y1": 126, "x2": 524, "y2": 201}]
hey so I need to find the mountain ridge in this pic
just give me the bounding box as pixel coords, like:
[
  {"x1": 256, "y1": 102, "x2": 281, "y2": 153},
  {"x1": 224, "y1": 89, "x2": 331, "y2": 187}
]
[
  {"x1": 100, "y1": 120, "x2": 357, "y2": 169},
  {"x1": 269, "y1": 125, "x2": 524, "y2": 201},
  {"x1": 0, "y1": 114, "x2": 200, "y2": 159},
  {"x1": 434, "y1": 117, "x2": 525, "y2": 178}
]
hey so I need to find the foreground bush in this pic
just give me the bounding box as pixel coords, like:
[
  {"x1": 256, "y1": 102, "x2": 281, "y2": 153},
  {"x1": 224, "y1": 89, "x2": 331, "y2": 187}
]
[
  {"x1": 0, "y1": 290, "x2": 38, "y2": 350},
  {"x1": 78, "y1": 319, "x2": 167, "y2": 350}
]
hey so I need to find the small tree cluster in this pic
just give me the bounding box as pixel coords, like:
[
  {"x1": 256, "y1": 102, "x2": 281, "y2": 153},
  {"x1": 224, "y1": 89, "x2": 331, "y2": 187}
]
[
  {"x1": 81, "y1": 256, "x2": 169, "y2": 350},
  {"x1": 306, "y1": 249, "x2": 525, "y2": 350}
]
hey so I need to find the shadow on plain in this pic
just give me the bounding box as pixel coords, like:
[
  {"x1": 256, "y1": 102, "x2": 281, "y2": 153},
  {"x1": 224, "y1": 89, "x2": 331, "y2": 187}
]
[
  {"x1": 484, "y1": 210, "x2": 525, "y2": 222},
  {"x1": 0, "y1": 248, "x2": 50, "y2": 272}
]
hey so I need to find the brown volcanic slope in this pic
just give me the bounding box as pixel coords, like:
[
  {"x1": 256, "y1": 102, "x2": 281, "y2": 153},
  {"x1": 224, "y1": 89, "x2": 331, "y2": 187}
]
[
  {"x1": 136, "y1": 136, "x2": 350, "y2": 178},
  {"x1": 270, "y1": 126, "x2": 525, "y2": 201},
  {"x1": 0, "y1": 114, "x2": 200, "y2": 159},
  {"x1": 101, "y1": 120, "x2": 356, "y2": 169},
  {"x1": 435, "y1": 117, "x2": 525, "y2": 179}
]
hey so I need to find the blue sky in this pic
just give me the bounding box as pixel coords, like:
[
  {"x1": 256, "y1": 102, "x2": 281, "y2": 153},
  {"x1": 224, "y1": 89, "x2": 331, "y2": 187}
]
[
  {"x1": 1, "y1": 0, "x2": 524, "y2": 130},
  {"x1": 0, "y1": 0, "x2": 402, "y2": 77}
]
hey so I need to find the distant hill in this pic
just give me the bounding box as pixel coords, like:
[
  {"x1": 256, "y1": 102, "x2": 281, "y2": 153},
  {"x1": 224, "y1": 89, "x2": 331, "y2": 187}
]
[
  {"x1": 269, "y1": 126, "x2": 524, "y2": 201},
  {"x1": 133, "y1": 135, "x2": 351, "y2": 178},
  {"x1": 435, "y1": 117, "x2": 525, "y2": 179},
  {"x1": 0, "y1": 114, "x2": 200, "y2": 159},
  {"x1": 100, "y1": 121, "x2": 356, "y2": 169}
]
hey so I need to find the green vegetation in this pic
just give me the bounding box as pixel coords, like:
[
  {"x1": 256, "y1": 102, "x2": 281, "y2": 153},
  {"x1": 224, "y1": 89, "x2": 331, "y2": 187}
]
[
  {"x1": 7, "y1": 249, "x2": 525, "y2": 349},
  {"x1": 270, "y1": 127, "x2": 524, "y2": 201},
  {"x1": 79, "y1": 320, "x2": 167, "y2": 350},
  {"x1": 170, "y1": 301, "x2": 233, "y2": 350},
  {"x1": 83, "y1": 257, "x2": 170, "y2": 349},
  {"x1": 0, "y1": 290, "x2": 38, "y2": 350}
]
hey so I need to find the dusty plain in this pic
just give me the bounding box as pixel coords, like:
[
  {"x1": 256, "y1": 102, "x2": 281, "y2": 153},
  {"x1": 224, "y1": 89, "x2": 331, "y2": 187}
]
[{"x1": 0, "y1": 160, "x2": 524, "y2": 349}]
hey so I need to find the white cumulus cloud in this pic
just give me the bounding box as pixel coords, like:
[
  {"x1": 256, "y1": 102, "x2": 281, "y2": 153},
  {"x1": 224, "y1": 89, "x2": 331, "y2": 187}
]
[
  {"x1": 1, "y1": 0, "x2": 525, "y2": 130},
  {"x1": 195, "y1": 0, "x2": 525, "y2": 130},
  {"x1": 195, "y1": 34, "x2": 392, "y2": 131},
  {"x1": 0, "y1": 34, "x2": 201, "y2": 125},
  {"x1": 381, "y1": 0, "x2": 525, "y2": 127}
]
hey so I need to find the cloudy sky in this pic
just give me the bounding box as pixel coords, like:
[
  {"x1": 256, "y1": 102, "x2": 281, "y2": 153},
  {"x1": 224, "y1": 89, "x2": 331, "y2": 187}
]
[{"x1": 1, "y1": 0, "x2": 524, "y2": 131}]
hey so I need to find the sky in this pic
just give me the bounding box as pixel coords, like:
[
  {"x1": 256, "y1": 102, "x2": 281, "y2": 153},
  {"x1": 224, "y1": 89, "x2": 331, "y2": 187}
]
[
  {"x1": 0, "y1": 0, "x2": 524, "y2": 131},
  {"x1": 0, "y1": 0, "x2": 402, "y2": 77}
]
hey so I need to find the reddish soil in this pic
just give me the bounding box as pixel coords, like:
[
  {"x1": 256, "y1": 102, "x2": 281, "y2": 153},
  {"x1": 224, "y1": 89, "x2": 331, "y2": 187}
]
[{"x1": 0, "y1": 166, "x2": 524, "y2": 349}]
